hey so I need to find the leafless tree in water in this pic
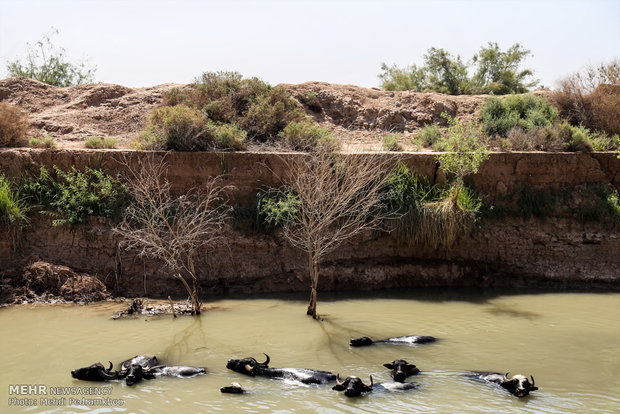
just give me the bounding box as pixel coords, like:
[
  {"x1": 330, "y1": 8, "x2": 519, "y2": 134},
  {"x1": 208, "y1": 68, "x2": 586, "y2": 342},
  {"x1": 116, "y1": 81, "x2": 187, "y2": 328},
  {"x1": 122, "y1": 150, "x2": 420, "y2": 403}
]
[
  {"x1": 276, "y1": 149, "x2": 397, "y2": 319},
  {"x1": 114, "y1": 155, "x2": 234, "y2": 315}
]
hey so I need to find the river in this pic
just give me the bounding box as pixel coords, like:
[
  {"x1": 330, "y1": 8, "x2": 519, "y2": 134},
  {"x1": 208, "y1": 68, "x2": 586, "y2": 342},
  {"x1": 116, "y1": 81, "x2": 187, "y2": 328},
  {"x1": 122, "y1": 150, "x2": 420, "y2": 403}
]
[{"x1": 1, "y1": 289, "x2": 619, "y2": 413}]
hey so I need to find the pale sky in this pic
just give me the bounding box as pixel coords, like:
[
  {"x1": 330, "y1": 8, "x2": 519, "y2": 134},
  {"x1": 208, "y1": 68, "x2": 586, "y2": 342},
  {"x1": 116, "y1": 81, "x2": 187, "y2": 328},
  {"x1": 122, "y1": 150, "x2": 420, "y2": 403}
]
[{"x1": 1, "y1": 0, "x2": 619, "y2": 89}]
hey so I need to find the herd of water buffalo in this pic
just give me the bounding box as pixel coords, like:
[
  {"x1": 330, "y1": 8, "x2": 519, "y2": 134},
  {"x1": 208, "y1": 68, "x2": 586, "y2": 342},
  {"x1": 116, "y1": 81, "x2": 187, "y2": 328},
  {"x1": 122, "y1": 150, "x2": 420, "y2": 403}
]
[{"x1": 71, "y1": 334, "x2": 538, "y2": 399}]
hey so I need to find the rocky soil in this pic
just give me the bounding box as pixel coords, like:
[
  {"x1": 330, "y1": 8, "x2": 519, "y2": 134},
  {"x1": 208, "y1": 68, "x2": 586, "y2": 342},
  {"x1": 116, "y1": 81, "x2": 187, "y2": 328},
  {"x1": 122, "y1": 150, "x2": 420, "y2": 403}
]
[{"x1": 0, "y1": 77, "x2": 506, "y2": 152}]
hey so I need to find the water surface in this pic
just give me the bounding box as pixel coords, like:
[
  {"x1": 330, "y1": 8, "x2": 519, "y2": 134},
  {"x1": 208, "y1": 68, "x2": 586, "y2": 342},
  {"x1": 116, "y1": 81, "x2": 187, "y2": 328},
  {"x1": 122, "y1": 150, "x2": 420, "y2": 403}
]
[{"x1": 1, "y1": 290, "x2": 619, "y2": 413}]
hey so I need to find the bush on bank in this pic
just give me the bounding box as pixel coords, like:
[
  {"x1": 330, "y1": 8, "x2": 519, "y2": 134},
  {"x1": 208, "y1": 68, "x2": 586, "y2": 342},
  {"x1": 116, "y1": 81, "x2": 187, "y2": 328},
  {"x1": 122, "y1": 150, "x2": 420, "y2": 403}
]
[
  {"x1": 20, "y1": 166, "x2": 128, "y2": 226},
  {"x1": 0, "y1": 102, "x2": 29, "y2": 147},
  {"x1": 139, "y1": 71, "x2": 322, "y2": 152}
]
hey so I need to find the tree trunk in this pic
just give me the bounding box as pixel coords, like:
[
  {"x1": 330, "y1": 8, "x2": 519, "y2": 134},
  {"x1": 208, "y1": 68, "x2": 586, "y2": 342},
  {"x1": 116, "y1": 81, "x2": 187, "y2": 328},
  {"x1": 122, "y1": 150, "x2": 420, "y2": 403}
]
[
  {"x1": 174, "y1": 272, "x2": 201, "y2": 316},
  {"x1": 192, "y1": 278, "x2": 201, "y2": 315},
  {"x1": 306, "y1": 254, "x2": 319, "y2": 319}
]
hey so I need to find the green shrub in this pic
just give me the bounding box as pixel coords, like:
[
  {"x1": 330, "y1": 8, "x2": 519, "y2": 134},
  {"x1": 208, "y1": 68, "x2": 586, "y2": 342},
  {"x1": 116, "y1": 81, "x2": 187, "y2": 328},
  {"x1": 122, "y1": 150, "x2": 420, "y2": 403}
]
[
  {"x1": 455, "y1": 185, "x2": 483, "y2": 213},
  {"x1": 382, "y1": 133, "x2": 401, "y2": 151},
  {"x1": 480, "y1": 95, "x2": 558, "y2": 137},
  {"x1": 416, "y1": 124, "x2": 442, "y2": 147},
  {"x1": 20, "y1": 166, "x2": 128, "y2": 226},
  {"x1": 85, "y1": 136, "x2": 117, "y2": 149},
  {"x1": 157, "y1": 72, "x2": 304, "y2": 147},
  {"x1": 213, "y1": 123, "x2": 246, "y2": 150},
  {"x1": 562, "y1": 125, "x2": 593, "y2": 152},
  {"x1": 382, "y1": 164, "x2": 481, "y2": 248},
  {"x1": 379, "y1": 42, "x2": 536, "y2": 95},
  {"x1": 240, "y1": 86, "x2": 305, "y2": 140},
  {"x1": 279, "y1": 120, "x2": 340, "y2": 152},
  {"x1": 257, "y1": 190, "x2": 300, "y2": 229},
  {"x1": 0, "y1": 175, "x2": 27, "y2": 225},
  {"x1": 556, "y1": 123, "x2": 616, "y2": 153},
  {"x1": 6, "y1": 28, "x2": 96, "y2": 87},
  {"x1": 136, "y1": 104, "x2": 212, "y2": 151},
  {"x1": 436, "y1": 114, "x2": 490, "y2": 187},
  {"x1": 382, "y1": 163, "x2": 440, "y2": 213},
  {"x1": 607, "y1": 189, "x2": 620, "y2": 218},
  {"x1": 0, "y1": 102, "x2": 29, "y2": 147},
  {"x1": 29, "y1": 136, "x2": 56, "y2": 149}
]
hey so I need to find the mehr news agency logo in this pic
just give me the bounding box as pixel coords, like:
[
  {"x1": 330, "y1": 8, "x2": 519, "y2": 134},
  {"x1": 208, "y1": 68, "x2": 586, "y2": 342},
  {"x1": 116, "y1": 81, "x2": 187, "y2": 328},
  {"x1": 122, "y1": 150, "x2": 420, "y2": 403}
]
[{"x1": 8, "y1": 384, "x2": 124, "y2": 407}]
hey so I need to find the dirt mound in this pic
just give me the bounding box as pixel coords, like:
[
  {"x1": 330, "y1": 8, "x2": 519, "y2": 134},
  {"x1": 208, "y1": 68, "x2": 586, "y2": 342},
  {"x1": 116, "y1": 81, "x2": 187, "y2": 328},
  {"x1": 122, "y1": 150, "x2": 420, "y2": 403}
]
[
  {"x1": 282, "y1": 82, "x2": 487, "y2": 151},
  {"x1": 0, "y1": 77, "x2": 180, "y2": 149},
  {"x1": 6, "y1": 260, "x2": 110, "y2": 304},
  {"x1": 1, "y1": 77, "x2": 501, "y2": 152}
]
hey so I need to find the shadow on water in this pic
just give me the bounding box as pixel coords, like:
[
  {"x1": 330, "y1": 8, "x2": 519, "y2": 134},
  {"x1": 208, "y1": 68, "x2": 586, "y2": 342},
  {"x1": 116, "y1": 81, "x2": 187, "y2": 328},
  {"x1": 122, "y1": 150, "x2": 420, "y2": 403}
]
[
  {"x1": 484, "y1": 305, "x2": 542, "y2": 320},
  {"x1": 203, "y1": 286, "x2": 618, "y2": 306}
]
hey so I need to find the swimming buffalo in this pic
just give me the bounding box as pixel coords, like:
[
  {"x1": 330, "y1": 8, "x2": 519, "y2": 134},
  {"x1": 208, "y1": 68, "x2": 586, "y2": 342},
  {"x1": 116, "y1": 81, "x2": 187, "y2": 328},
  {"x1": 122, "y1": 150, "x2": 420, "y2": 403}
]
[
  {"x1": 467, "y1": 371, "x2": 539, "y2": 398},
  {"x1": 383, "y1": 359, "x2": 420, "y2": 382},
  {"x1": 118, "y1": 356, "x2": 206, "y2": 386},
  {"x1": 73, "y1": 355, "x2": 206, "y2": 386},
  {"x1": 71, "y1": 362, "x2": 119, "y2": 381},
  {"x1": 332, "y1": 374, "x2": 418, "y2": 397},
  {"x1": 226, "y1": 353, "x2": 336, "y2": 384},
  {"x1": 220, "y1": 382, "x2": 245, "y2": 394},
  {"x1": 120, "y1": 355, "x2": 159, "y2": 371},
  {"x1": 119, "y1": 364, "x2": 157, "y2": 386},
  {"x1": 349, "y1": 335, "x2": 436, "y2": 347}
]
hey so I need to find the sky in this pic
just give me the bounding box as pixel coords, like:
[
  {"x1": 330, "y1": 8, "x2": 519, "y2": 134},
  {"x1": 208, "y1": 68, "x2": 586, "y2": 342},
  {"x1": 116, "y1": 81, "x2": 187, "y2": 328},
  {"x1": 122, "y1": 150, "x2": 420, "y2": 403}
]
[{"x1": 1, "y1": 0, "x2": 618, "y2": 89}]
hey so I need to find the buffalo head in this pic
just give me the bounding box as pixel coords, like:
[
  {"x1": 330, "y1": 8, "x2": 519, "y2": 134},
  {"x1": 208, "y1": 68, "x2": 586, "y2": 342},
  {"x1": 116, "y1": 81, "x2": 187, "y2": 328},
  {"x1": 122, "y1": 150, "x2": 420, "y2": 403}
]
[
  {"x1": 501, "y1": 373, "x2": 538, "y2": 398},
  {"x1": 71, "y1": 362, "x2": 118, "y2": 381},
  {"x1": 120, "y1": 364, "x2": 157, "y2": 386},
  {"x1": 220, "y1": 382, "x2": 245, "y2": 394},
  {"x1": 332, "y1": 374, "x2": 373, "y2": 397},
  {"x1": 226, "y1": 354, "x2": 270, "y2": 377},
  {"x1": 383, "y1": 359, "x2": 420, "y2": 382},
  {"x1": 349, "y1": 337, "x2": 374, "y2": 347}
]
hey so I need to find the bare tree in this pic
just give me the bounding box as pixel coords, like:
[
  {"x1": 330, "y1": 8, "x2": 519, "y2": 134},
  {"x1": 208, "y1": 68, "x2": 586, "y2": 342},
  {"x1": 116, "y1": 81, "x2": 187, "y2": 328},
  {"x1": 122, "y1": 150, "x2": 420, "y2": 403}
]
[
  {"x1": 274, "y1": 150, "x2": 397, "y2": 319},
  {"x1": 115, "y1": 155, "x2": 234, "y2": 315}
]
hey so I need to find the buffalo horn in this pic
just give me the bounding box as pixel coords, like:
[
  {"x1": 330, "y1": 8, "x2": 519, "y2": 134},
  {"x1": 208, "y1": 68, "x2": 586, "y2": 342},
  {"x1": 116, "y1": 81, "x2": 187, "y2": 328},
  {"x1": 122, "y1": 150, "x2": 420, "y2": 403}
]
[
  {"x1": 365, "y1": 375, "x2": 373, "y2": 389},
  {"x1": 530, "y1": 375, "x2": 535, "y2": 386},
  {"x1": 335, "y1": 374, "x2": 344, "y2": 386},
  {"x1": 262, "y1": 353, "x2": 270, "y2": 366},
  {"x1": 505, "y1": 372, "x2": 510, "y2": 379},
  {"x1": 107, "y1": 361, "x2": 113, "y2": 372}
]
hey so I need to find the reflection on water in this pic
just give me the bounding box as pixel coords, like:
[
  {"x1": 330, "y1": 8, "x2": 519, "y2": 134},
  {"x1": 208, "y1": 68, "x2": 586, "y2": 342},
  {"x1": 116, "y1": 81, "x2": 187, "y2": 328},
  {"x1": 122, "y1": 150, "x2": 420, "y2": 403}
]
[{"x1": 1, "y1": 290, "x2": 619, "y2": 413}]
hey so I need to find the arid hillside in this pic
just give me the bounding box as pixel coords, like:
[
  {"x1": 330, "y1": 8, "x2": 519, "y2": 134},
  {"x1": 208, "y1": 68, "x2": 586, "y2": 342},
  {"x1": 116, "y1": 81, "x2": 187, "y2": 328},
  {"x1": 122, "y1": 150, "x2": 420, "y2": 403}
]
[{"x1": 0, "y1": 77, "x2": 504, "y2": 151}]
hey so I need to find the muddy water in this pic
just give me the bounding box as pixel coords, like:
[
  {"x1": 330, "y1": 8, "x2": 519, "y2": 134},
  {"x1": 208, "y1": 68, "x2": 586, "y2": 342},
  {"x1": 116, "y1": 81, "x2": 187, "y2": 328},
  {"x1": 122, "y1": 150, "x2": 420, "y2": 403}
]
[{"x1": 1, "y1": 290, "x2": 619, "y2": 413}]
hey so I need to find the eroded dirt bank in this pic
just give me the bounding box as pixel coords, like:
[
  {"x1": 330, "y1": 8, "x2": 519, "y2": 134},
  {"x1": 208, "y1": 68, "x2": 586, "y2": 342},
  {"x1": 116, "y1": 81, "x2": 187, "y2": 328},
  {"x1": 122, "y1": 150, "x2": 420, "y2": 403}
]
[{"x1": 1, "y1": 150, "x2": 619, "y2": 300}]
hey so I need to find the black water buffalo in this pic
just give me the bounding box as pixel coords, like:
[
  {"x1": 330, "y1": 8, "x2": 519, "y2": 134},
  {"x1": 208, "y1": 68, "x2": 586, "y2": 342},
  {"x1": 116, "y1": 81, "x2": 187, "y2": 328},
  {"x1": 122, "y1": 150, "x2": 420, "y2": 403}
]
[
  {"x1": 332, "y1": 375, "x2": 418, "y2": 397},
  {"x1": 383, "y1": 359, "x2": 420, "y2": 382},
  {"x1": 226, "y1": 353, "x2": 336, "y2": 384},
  {"x1": 71, "y1": 362, "x2": 119, "y2": 381},
  {"x1": 349, "y1": 335, "x2": 436, "y2": 347},
  {"x1": 220, "y1": 382, "x2": 245, "y2": 394},
  {"x1": 120, "y1": 355, "x2": 159, "y2": 371},
  {"x1": 120, "y1": 364, "x2": 157, "y2": 386},
  {"x1": 467, "y1": 371, "x2": 539, "y2": 398},
  {"x1": 120, "y1": 364, "x2": 207, "y2": 386},
  {"x1": 118, "y1": 355, "x2": 206, "y2": 386}
]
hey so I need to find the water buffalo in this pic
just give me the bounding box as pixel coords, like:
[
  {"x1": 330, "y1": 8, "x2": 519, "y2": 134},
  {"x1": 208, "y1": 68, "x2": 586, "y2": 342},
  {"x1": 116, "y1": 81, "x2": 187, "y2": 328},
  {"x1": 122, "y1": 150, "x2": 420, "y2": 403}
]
[
  {"x1": 467, "y1": 371, "x2": 539, "y2": 398},
  {"x1": 383, "y1": 359, "x2": 420, "y2": 382},
  {"x1": 120, "y1": 355, "x2": 159, "y2": 371},
  {"x1": 226, "y1": 353, "x2": 336, "y2": 384},
  {"x1": 349, "y1": 335, "x2": 436, "y2": 347},
  {"x1": 117, "y1": 356, "x2": 206, "y2": 386},
  {"x1": 220, "y1": 382, "x2": 245, "y2": 394},
  {"x1": 332, "y1": 375, "x2": 418, "y2": 397},
  {"x1": 120, "y1": 364, "x2": 157, "y2": 386},
  {"x1": 71, "y1": 362, "x2": 119, "y2": 381}
]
